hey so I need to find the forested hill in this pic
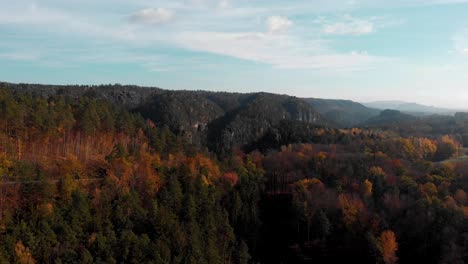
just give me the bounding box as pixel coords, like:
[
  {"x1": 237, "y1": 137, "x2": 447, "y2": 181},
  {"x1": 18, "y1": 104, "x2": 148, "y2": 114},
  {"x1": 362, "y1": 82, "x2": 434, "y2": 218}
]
[
  {"x1": 8, "y1": 82, "x2": 468, "y2": 150},
  {"x1": 362, "y1": 109, "x2": 418, "y2": 128},
  {"x1": 0, "y1": 82, "x2": 164, "y2": 107},
  {"x1": 304, "y1": 98, "x2": 380, "y2": 127},
  {"x1": 137, "y1": 91, "x2": 329, "y2": 153},
  {"x1": 1, "y1": 82, "x2": 330, "y2": 153},
  {"x1": 3, "y1": 82, "x2": 381, "y2": 127},
  {"x1": 0, "y1": 86, "x2": 260, "y2": 263}
]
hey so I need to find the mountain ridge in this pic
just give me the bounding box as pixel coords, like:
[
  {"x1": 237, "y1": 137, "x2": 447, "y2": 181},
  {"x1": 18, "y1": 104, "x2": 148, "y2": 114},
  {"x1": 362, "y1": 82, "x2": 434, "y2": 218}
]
[
  {"x1": 11, "y1": 82, "x2": 468, "y2": 149},
  {"x1": 304, "y1": 98, "x2": 380, "y2": 127},
  {"x1": 362, "y1": 100, "x2": 461, "y2": 115},
  {"x1": 0, "y1": 82, "x2": 330, "y2": 152}
]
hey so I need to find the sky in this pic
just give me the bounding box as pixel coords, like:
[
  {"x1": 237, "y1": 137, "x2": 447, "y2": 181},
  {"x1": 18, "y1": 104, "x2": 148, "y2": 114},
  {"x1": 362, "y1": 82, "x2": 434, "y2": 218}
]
[{"x1": 1, "y1": 0, "x2": 468, "y2": 108}]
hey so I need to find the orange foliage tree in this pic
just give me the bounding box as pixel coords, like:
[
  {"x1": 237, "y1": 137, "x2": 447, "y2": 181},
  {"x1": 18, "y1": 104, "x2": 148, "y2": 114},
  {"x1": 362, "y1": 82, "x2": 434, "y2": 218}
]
[
  {"x1": 379, "y1": 230, "x2": 398, "y2": 264},
  {"x1": 15, "y1": 241, "x2": 36, "y2": 264},
  {"x1": 338, "y1": 193, "x2": 368, "y2": 232}
]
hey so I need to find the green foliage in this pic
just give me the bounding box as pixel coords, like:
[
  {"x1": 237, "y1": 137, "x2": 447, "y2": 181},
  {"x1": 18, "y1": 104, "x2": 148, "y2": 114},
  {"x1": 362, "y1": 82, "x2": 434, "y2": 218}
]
[{"x1": 3, "y1": 84, "x2": 468, "y2": 264}]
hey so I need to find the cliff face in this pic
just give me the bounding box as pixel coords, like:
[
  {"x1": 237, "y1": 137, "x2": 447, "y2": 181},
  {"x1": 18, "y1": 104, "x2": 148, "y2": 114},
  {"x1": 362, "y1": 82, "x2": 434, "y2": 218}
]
[
  {"x1": 207, "y1": 94, "x2": 325, "y2": 152},
  {"x1": 136, "y1": 91, "x2": 327, "y2": 151},
  {"x1": 136, "y1": 91, "x2": 225, "y2": 146}
]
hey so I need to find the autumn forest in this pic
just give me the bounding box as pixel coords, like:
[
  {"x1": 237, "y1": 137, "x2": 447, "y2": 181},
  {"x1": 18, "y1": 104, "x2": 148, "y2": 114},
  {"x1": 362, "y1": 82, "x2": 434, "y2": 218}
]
[{"x1": 1, "y1": 83, "x2": 468, "y2": 263}]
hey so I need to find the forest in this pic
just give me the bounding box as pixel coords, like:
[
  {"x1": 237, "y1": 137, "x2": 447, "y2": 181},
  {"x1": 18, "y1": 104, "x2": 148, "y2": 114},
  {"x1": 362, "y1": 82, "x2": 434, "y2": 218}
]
[{"x1": 1, "y1": 83, "x2": 468, "y2": 263}]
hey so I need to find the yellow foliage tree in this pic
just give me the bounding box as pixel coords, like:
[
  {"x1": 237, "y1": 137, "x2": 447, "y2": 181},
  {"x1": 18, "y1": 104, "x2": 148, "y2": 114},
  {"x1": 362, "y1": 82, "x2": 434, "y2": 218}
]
[
  {"x1": 421, "y1": 182, "x2": 438, "y2": 197},
  {"x1": 413, "y1": 137, "x2": 437, "y2": 160},
  {"x1": 379, "y1": 230, "x2": 398, "y2": 264},
  {"x1": 15, "y1": 241, "x2": 35, "y2": 264},
  {"x1": 369, "y1": 166, "x2": 386, "y2": 178},
  {"x1": 338, "y1": 193, "x2": 367, "y2": 231},
  {"x1": 361, "y1": 179, "x2": 373, "y2": 198}
]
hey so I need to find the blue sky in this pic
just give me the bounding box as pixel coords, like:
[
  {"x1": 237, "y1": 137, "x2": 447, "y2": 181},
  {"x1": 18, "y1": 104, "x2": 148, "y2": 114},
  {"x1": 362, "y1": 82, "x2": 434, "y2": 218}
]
[{"x1": 1, "y1": 0, "x2": 468, "y2": 108}]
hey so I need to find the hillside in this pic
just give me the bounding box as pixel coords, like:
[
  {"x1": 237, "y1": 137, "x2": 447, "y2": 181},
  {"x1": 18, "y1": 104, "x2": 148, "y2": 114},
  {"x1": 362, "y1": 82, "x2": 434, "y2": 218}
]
[
  {"x1": 359, "y1": 110, "x2": 468, "y2": 146},
  {"x1": 0, "y1": 82, "x2": 163, "y2": 107},
  {"x1": 0, "y1": 86, "x2": 259, "y2": 264},
  {"x1": 361, "y1": 109, "x2": 419, "y2": 129},
  {"x1": 206, "y1": 93, "x2": 327, "y2": 153},
  {"x1": 2, "y1": 82, "x2": 468, "y2": 263},
  {"x1": 137, "y1": 91, "x2": 328, "y2": 152},
  {"x1": 1, "y1": 82, "x2": 328, "y2": 153},
  {"x1": 304, "y1": 98, "x2": 379, "y2": 127}
]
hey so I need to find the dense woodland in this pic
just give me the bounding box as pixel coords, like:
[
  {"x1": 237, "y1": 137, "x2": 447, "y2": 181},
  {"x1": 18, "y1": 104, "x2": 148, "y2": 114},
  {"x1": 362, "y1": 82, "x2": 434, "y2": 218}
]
[{"x1": 1, "y1": 83, "x2": 468, "y2": 263}]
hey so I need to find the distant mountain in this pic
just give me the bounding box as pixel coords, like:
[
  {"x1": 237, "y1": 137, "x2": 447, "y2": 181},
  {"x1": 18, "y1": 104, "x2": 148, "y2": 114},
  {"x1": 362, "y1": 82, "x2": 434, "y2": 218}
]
[
  {"x1": 362, "y1": 109, "x2": 418, "y2": 127},
  {"x1": 455, "y1": 112, "x2": 468, "y2": 123},
  {"x1": 363, "y1": 100, "x2": 456, "y2": 116},
  {"x1": 304, "y1": 98, "x2": 380, "y2": 127}
]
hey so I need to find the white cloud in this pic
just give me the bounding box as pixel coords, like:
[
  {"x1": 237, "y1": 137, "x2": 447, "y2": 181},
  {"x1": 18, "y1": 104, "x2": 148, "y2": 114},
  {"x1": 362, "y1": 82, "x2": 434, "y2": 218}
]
[
  {"x1": 172, "y1": 31, "x2": 385, "y2": 70},
  {"x1": 266, "y1": 16, "x2": 293, "y2": 34},
  {"x1": 323, "y1": 16, "x2": 374, "y2": 36},
  {"x1": 0, "y1": 3, "x2": 141, "y2": 42},
  {"x1": 0, "y1": 1, "x2": 390, "y2": 72},
  {"x1": 129, "y1": 8, "x2": 174, "y2": 25}
]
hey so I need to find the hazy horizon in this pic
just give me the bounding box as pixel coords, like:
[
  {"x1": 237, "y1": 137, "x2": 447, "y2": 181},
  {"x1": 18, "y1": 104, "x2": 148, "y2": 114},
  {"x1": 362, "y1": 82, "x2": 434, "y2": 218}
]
[{"x1": 1, "y1": 0, "x2": 468, "y2": 108}]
